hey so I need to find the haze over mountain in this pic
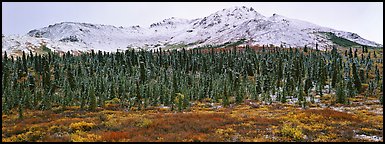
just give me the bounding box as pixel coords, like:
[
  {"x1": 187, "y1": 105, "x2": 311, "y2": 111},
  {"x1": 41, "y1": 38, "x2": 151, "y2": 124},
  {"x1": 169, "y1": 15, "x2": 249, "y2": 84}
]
[{"x1": 2, "y1": 6, "x2": 382, "y2": 56}]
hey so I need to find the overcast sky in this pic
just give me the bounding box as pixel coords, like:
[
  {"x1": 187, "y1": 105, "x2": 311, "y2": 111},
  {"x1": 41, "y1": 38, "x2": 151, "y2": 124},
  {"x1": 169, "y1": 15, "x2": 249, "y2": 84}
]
[{"x1": 2, "y1": 2, "x2": 383, "y2": 44}]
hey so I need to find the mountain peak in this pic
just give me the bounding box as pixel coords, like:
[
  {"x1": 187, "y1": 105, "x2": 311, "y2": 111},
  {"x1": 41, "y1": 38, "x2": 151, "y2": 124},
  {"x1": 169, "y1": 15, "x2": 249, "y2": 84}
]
[
  {"x1": 217, "y1": 6, "x2": 265, "y2": 20},
  {"x1": 220, "y1": 6, "x2": 260, "y2": 15},
  {"x1": 225, "y1": 6, "x2": 254, "y2": 12},
  {"x1": 150, "y1": 17, "x2": 190, "y2": 28}
]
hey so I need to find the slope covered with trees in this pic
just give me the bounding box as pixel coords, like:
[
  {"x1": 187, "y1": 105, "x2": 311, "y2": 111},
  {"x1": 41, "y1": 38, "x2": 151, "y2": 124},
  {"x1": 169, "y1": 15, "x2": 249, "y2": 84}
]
[
  {"x1": 2, "y1": 45, "x2": 383, "y2": 114},
  {"x1": 1, "y1": 45, "x2": 383, "y2": 142}
]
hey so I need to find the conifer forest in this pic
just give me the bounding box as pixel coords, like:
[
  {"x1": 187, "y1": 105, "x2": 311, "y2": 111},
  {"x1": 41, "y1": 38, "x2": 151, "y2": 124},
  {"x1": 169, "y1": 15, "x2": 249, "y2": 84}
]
[{"x1": 2, "y1": 45, "x2": 383, "y2": 142}]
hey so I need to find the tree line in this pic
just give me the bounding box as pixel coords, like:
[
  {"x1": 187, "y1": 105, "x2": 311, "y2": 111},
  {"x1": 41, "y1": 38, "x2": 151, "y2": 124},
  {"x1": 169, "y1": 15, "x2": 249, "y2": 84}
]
[{"x1": 2, "y1": 45, "x2": 383, "y2": 119}]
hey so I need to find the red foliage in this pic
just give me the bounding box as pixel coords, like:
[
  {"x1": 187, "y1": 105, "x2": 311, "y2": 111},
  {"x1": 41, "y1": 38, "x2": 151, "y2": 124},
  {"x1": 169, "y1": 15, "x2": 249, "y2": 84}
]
[
  {"x1": 212, "y1": 117, "x2": 223, "y2": 121},
  {"x1": 100, "y1": 131, "x2": 130, "y2": 141},
  {"x1": 117, "y1": 113, "x2": 238, "y2": 141}
]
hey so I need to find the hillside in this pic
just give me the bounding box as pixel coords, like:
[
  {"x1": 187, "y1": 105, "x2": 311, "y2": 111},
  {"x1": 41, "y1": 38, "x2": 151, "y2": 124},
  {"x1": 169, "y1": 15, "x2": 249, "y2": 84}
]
[{"x1": 2, "y1": 6, "x2": 382, "y2": 57}]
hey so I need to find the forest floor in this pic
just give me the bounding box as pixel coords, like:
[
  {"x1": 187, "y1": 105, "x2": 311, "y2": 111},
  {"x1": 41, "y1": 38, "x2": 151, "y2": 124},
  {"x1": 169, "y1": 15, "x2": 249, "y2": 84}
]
[{"x1": 2, "y1": 94, "x2": 383, "y2": 142}]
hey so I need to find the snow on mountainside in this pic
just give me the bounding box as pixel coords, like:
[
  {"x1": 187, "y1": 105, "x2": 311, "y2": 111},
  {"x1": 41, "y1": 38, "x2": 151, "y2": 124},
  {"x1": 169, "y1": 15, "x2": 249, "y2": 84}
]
[
  {"x1": 2, "y1": 34, "x2": 90, "y2": 56},
  {"x1": 2, "y1": 6, "x2": 382, "y2": 56}
]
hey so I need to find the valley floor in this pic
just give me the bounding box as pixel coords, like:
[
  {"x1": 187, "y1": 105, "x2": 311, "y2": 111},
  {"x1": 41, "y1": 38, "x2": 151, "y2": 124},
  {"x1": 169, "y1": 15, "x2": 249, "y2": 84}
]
[{"x1": 2, "y1": 95, "x2": 383, "y2": 142}]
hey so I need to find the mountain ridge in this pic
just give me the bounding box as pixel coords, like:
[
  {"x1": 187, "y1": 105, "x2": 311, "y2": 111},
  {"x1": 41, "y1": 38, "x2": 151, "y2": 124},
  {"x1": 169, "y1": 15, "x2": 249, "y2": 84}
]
[{"x1": 2, "y1": 6, "x2": 382, "y2": 56}]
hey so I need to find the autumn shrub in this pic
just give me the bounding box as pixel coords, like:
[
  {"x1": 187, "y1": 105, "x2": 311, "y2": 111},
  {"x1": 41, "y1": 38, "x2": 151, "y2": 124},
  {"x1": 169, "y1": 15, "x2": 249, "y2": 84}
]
[
  {"x1": 70, "y1": 130, "x2": 101, "y2": 142},
  {"x1": 4, "y1": 132, "x2": 30, "y2": 142},
  {"x1": 188, "y1": 132, "x2": 207, "y2": 142},
  {"x1": 23, "y1": 117, "x2": 45, "y2": 124},
  {"x1": 3, "y1": 134, "x2": 24, "y2": 142},
  {"x1": 102, "y1": 118, "x2": 122, "y2": 131},
  {"x1": 69, "y1": 121, "x2": 96, "y2": 132},
  {"x1": 123, "y1": 113, "x2": 237, "y2": 141},
  {"x1": 8, "y1": 125, "x2": 28, "y2": 136},
  {"x1": 4, "y1": 127, "x2": 47, "y2": 142},
  {"x1": 359, "y1": 127, "x2": 381, "y2": 136},
  {"x1": 98, "y1": 113, "x2": 108, "y2": 122},
  {"x1": 134, "y1": 117, "x2": 153, "y2": 128},
  {"x1": 215, "y1": 127, "x2": 236, "y2": 141},
  {"x1": 100, "y1": 131, "x2": 130, "y2": 141},
  {"x1": 105, "y1": 98, "x2": 121, "y2": 105},
  {"x1": 52, "y1": 118, "x2": 85, "y2": 126},
  {"x1": 275, "y1": 123, "x2": 305, "y2": 141},
  {"x1": 104, "y1": 98, "x2": 122, "y2": 110},
  {"x1": 24, "y1": 130, "x2": 46, "y2": 141},
  {"x1": 48, "y1": 125, "x2": 68, "y2": 134},
  {"x1": 29, "y1": 125, "x2": 48, "y2": 133}
]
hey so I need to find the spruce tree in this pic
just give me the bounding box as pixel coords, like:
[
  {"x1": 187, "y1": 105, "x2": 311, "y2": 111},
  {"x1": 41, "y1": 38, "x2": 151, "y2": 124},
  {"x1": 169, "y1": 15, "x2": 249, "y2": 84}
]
[
  {"x1": 304, "y1": 45, "x2": 308, "y2": 52},
  {"x1": 349, "y1": 47, "x2": 353, "y2": 58},
  {"x1": 352, "y1": 62, "x2": 361, "y2": 93},
  {"x1": 89, "y1": 84, "x2": 97, "y2": 111},
  {"x1": 374, "y1": 51, "x2": 377, "y2": 58},
  {"x1": 304, "y1": 77, "x2": 313, "y2": 103},
  {"x1": 359, "y1": 69, "x2": 366, "y2": 84},
  {"x1": 346, "y1": 75, "x2": 355, "y2": 97},
  {"x1": 336, "y1": 81, "x2": 346, "y2": 104},
  {"x1": 297, "y1": 81, "x2": 305, "y2": 108},
  {"x1": 139, "y1": 61, "x2": 146, "y2": 84}
]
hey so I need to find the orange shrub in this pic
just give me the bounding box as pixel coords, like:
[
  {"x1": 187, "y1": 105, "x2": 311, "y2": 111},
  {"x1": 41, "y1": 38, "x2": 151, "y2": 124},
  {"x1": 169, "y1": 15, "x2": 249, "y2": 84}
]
[
  {"x1": 100, "y1": 131, "x2": 130, "y2": 142},
  {"x1": 69, "y1": 121, "x2": 96, "y2": 132}
]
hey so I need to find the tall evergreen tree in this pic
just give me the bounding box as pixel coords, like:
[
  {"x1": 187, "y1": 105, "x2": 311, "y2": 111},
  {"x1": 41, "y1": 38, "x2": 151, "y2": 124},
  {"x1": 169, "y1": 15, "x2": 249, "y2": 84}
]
[{"x1": 352, "y1": 62, "x2": 361, "y2": 93}]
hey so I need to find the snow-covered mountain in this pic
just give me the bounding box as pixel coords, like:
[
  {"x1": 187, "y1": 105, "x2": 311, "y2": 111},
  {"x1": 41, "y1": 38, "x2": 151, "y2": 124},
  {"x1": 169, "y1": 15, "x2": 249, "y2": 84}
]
[{"x1": 2, "y1": 6, "x2": 382, "y2": 56}]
